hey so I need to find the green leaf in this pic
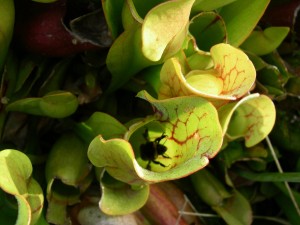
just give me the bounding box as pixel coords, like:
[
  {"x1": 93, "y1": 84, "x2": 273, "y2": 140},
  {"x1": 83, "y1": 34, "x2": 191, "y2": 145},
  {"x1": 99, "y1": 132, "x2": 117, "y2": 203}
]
[
  {"x1": 136, "y1": 91, "x2": 223, "y2": 172},
  {"x1": 189, "y1": 12, "x2": 227, "y2": 51},
  {"x1": 0, "y1": 150, "x2": 44, "y2": 225},
  {"x1": 88, "y1": 136, "x2": 143, "y2": 185},
  {"x1": 219, "y1": 0, "x2": 270, "y2": 47},
  {"x1": 285, "y1": 76, "x2": 300, "y2": 96},
  {"x1": 141, "y1": 0, "x2": 194, "y2": 61},
  {"x1": 186, "y1": 51, "x2": 214, "y2": 71},
  {"x1": 219, "y1": 94, "x2": 276, "y2": 147},
  {"x1": 270, "y1": 109, "x2": 300, "y2": 153},
  {"x1": 39, "y1": 58, "x2": 72, "y2": 96},
  {"x1": 192, "y1": 0, "x2": 237, "y2": 13},
  {"x1": 106, "y1": 0, "x2": 194, "y2": 93},
  {"x1": 217, "y1": 141, "x2": 245, "y2": 168},
  {"x1": 106, "y1": 25, "x2": 154, "y2": 93},
  {"x1": 45, "y1": 133, "x2": 91, "y2": 186},
  {"x1": 100, "y1": 172, "x2": 149, "y2": 215},
  {"x1": 25, "y1": 179, "x2": 44, "y2": 225},
  {"x1": 140, "y1": 65, "x2": 164, "y2": 97},
  {"x1": 213, "y1": 190, "x2": 252, "y2": 225},
  {"x1": 236, "y1": 170, "x2": 300, "y2": 182},
  {"x1": 217, "y1": 142, "x2": 269, "y2": 185},
  {"x1": 246, "y1": 52, "x2": 268, "y2": 71},
  {"x1": 191, "y1": 169, "x2": 232, "y2": 206},
  {"x1": 0, "y1": 150, "x2": 32, "y2": 195},
  {"x1": 35, "y1": 212, "x2": 50, "y2": 225},
  {"x1": 275, "y1": 182, "x2": 300, "y2": 203},
  {"x1": 3, "y1": 52, "x2": 18, "y2": 98},
  {"x1": 102, "y1": 0, "x2": 124, "y2": 39},
  {"x1": 275, "y1": 194, "x2": 300, "y2": 225},
  {"x1": 13, "y1": 56, "x2": 47, "y2": 99},
  {"x1": 6, "y1": 91, "x2": 78, "y2": 118},
  {"x1": 274, "y1": 182, "x2": 300, "y2": 224},
  {"x1": 45, "y1": 133, "x2": 92, "y2": 224},
  {"x1": 0, "y1": 190, "x2": 17, "y2": 225},
  {"x1": 122, "y1": 0, "x2": 143, "y2": 30},
  {"x1": 46, "y1": 199, "x2": 69, "y2": 225},
  {"x1": 159, "y1": 43, "x2": 256, "y2": 100},
  {"x1": 76, "y1": 112, "x2": 128, "y2": 142},
  {"x1": 14, "y1": 56, "x2": 35, "y2": 92},
  {"x1": 208, "y1": 43, "x2": 256, "y2": 99},
  {"x1": 125, "y1": 0, "x2": 167, "y2": 22},
  {"x1": 256, "y1": 52, "x2": 290, "y2": 96},
  {"x1": 15, "y1": 196, "x2": 31, "y2": 225},
  {"x1": 241, "y1": 27, "x2": 290, "y2": 56},
  {"x1": 37, "y1": 91, "x2": 78, "y2": 117},
  {"x1": 88, "y1": 91, "x2": 223, "y2": 184},
  {"x1": 185, "y1": 70, "x2": 224, "y2": 95},
  {"x1": 0, "y1": 0, "x2": 14, "y2": 72},
  {"x1": 257, "y1": 66, "x2": 284, "y2": 96}
]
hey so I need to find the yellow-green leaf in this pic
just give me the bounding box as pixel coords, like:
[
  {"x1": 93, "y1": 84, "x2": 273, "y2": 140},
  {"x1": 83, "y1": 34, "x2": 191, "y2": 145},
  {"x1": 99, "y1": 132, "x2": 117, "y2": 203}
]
[
  {"x1": 100, "y1": 173, "x2": 150, "y2": 215},
  {"x1": 0, "y1": 150, "x2": 44, "y2": 225},
  {"x1": 6, "y1": 91, "x2": 78, "y2": 118},
  {"x1": 142, "y1": 0, "x2": 194, "y2": 61},
  {"x1": 0, "y1": 150, "x2": 32, "y2": 195},
  {"x1": 219, "y1": 94, "x2": 276, "y2": 147},
  {"x1": 241, "y1": 27, "x2": 290, "y2": 56},
  {"x1": 88, "y1": 91, "x2": 223, "y2": 185},
  {"x1": 159, "y1": 43, "x2": 256, "y2": 100}
]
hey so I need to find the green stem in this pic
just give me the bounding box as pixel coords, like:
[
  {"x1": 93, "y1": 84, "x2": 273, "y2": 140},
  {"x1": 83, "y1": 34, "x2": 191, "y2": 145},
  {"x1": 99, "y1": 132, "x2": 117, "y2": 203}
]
[{"x1": 266, "y1": 136, "x2": 300, "y2": 216}]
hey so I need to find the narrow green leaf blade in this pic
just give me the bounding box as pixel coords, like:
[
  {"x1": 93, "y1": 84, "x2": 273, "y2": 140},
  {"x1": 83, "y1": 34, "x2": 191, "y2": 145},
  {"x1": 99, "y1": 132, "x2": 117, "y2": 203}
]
[{"x1": 236, "y1": 170, "x2": 300, "y2": 182}]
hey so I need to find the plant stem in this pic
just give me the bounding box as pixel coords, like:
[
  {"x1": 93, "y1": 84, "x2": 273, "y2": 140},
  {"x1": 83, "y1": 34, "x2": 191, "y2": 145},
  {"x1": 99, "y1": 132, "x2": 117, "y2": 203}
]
[{"x1": 266, "y1": 136, "x2": 300, "y2": 216}]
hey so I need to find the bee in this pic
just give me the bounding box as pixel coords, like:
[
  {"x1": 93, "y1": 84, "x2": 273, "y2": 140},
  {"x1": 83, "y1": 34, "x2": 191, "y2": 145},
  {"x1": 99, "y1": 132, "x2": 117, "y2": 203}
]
[{"x1": 140, "y1": 129, "x2": 170, "y2": 170}]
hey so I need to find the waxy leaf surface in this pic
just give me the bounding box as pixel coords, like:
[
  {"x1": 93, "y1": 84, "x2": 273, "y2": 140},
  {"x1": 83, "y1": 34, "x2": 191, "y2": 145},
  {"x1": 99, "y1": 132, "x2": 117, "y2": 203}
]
[
  {"x1": 189, "y1": 12, "x2": 227, "y2": 52},
  {"x1": 126, "y1": 0, "x2": 167, "y2": 21},
  {"x1": 45, "y1": 133, "x2": 92, "y2": 224},
  {"x1": 6, "y1": 91, "x2": 78, "y2": 118},
  {"x1": 219, "y1": 94, "x2": 276, "y2": 147},
  {"x1": 192, "y1": 169, "x2": 252, "y2": 224},
  {"x1": 219, "y1": 0, "x2": 270, "y2": 47},
  {"x1": 0, "y1": 150, "x2": 44, "y2": 225},
  {"x1": 192, "y1": 0, "x2": 236, "y2": 13},
  {"x1": 77, "y1": 112, "x2": 128, "y2": 143},
  {"x1": 142, "y1": 0, "x2": 194, "y2": 61},
  {"x1": 159, "y1": 43, "x2": 256, "y2": 100},
  {"x1": 101, "y1": 0, "x2": 124, "y2": 38},
  {"x1": 213, "y1": 190, "x2": 252, "y2": 225},
  {"x1": 106, "y1": 0, "x2": 194, "y2": 92},
  {"x1": 241, "y1": 27, "x2": 290, "y2": 56},
  {"x1": 100, "y1": 172, "x2": 149, "y2": 215},
  {"x1": 88, "y1": 91, "x2": 223, "y2": 185}
]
